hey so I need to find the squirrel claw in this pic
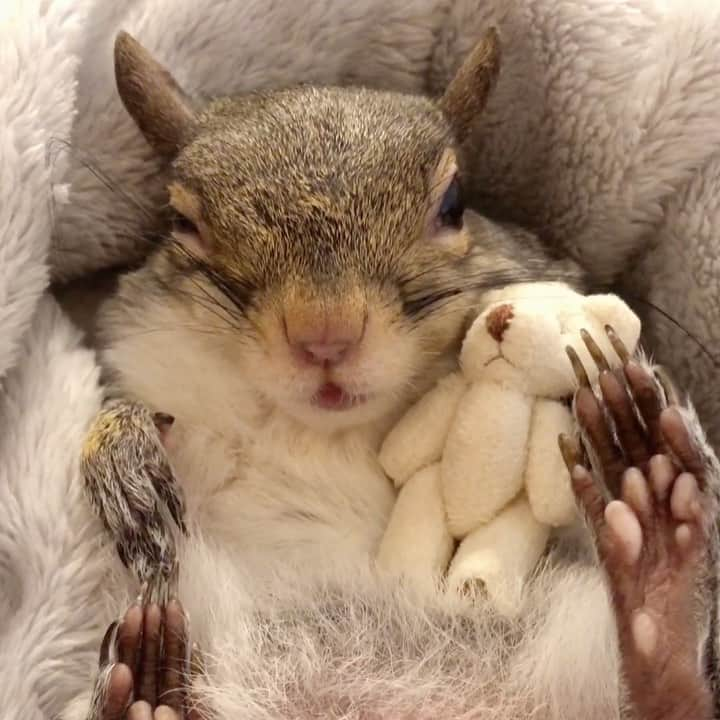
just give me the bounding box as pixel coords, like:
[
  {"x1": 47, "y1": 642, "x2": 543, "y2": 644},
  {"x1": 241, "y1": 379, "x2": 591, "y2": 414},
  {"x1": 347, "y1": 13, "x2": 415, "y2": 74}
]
[
  {"x1": 580, "y1": 328, "x2": 611, "y2": 372},
  {"x1": 566, "y1": 345, "x2": 591, "y2": 388},
  {"x1": 558, "y1": 432, "x2": 584, "y2": 474},
  {"x1": 98, "y1": 620, "x2": 119, "y2": 668},
  {"x1": 605, "y1": 324, "x2": 630, "y2": 364}
]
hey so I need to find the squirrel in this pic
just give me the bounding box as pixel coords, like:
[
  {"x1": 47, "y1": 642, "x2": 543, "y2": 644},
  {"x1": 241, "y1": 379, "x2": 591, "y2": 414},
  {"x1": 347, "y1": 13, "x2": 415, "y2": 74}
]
[
  {"x1": 81, "y1": 27, "x2": 583, "y2": 588},
  {"x1": 75, "y1": 29, "x2": 720, "y2": 720}
]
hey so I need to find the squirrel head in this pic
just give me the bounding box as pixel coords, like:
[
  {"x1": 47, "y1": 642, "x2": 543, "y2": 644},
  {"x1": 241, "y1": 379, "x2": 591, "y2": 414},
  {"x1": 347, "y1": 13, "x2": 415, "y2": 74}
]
[{"x1": 111, "y1": 30, "x2": 502, "y2": 431}]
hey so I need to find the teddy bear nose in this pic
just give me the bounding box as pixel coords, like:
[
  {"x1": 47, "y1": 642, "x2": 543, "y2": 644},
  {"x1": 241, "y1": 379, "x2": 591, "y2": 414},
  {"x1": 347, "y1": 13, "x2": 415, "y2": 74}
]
[{"x1": 486, "y1": 303, "x2": 514, "y2": 343}]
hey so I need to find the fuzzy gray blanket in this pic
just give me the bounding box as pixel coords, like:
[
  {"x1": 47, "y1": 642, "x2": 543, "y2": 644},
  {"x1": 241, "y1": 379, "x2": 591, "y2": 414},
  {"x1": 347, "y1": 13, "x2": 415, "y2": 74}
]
[{"x1": 2, "y1": 0, "x2": 719, "y2": 717}]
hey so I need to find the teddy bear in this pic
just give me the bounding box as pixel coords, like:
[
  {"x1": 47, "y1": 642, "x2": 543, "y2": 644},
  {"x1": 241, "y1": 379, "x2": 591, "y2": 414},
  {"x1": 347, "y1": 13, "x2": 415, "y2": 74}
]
[{"x1": 376, "y1": 281, "x2": 642, "y2": 614}]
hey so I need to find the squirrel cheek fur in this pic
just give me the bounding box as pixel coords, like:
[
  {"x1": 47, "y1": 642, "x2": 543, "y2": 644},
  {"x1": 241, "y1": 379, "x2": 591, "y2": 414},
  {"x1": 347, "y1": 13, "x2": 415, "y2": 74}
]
[{"x1": 75, "y1": 29, "x2": 720, "y2": 720}]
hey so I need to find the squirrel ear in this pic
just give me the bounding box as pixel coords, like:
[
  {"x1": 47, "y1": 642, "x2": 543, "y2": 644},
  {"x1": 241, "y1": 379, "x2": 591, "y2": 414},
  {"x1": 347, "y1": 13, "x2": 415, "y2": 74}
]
[
  {"x1": 439, "y1": 28, "x2": 501, "y2": 143},
  {"x1": 114, "y1": 31, "x2": 197, "y2": 159}
]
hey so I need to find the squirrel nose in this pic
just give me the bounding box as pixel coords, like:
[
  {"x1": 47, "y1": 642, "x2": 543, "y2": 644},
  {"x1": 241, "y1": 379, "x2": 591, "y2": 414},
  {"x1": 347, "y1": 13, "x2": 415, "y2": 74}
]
[
  {"x1": 485, "y1": 303, "x2": 514, "y2": 343},
  {"x1": 284, "y1": 311, "x2": 367, "y2": 368},
  {"x1": 297, "y1": 341, "x2": 351, "y2": 366}
]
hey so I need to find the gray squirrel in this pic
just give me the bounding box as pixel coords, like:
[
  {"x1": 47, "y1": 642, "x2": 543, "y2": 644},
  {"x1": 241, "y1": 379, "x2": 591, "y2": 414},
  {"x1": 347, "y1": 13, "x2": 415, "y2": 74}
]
[{"x1": 75, "y1": 29, "x2": 720, "y2": 720}]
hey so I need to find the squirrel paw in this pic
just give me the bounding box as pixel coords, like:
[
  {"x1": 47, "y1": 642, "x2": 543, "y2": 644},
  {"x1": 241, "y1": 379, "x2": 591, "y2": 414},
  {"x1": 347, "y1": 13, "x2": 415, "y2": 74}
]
[
  {"x1": 82, "y1": 399, "x2": 186, "y2": 585},
  {"x1": 561, "y1": 327, "x2": 718, "y2": 720},
  {"x1": 87, "y1": 599, "x2": 199, "y2": 720}
]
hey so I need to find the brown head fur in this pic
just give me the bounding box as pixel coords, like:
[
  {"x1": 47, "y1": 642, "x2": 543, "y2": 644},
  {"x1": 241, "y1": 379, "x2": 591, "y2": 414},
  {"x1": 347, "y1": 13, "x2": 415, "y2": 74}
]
[{"x1": 106, "y1": 29, "x2": 578, "y2": 431}]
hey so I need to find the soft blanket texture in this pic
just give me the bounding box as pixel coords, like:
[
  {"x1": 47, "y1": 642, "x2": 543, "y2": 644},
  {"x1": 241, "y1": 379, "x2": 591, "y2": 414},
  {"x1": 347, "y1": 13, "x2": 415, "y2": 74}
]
[{"x1": 2, "y1": 0, "x2": 720, "y2": 717}]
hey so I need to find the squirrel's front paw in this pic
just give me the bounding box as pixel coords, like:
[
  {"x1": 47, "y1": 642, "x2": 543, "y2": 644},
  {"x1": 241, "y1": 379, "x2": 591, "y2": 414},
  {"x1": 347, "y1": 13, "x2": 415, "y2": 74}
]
[
  {"x1": 87, "y1": 599, "x2": 197, "y2": 720},
  {"x1": 561, "y1": 328, "x2": 717, "y2": 720},
  {"x1": 82, "y1": 400, "x2": 186, "y2": 586}
]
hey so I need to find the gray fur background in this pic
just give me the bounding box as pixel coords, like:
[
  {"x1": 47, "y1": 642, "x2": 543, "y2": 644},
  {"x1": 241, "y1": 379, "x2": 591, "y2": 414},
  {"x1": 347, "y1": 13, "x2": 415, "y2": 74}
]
[{"x1": 2, "y1": 0, "x2": 720, "y2": 717}]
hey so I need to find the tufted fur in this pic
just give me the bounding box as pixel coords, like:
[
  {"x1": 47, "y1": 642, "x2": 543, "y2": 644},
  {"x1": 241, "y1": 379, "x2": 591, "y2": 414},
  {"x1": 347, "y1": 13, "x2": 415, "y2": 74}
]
[{"x1": 172, "y1": 540, "x2": 623, "y2": 720}]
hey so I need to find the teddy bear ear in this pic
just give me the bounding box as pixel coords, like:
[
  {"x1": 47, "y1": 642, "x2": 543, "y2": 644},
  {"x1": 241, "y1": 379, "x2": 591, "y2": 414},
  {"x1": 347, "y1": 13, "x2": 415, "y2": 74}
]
[
  {"x1": 582, "y1": 294, "x2": 642, "y2": 357},
  {"x1": 459, "y1": 301, "x2": 515, "y2": 378}
]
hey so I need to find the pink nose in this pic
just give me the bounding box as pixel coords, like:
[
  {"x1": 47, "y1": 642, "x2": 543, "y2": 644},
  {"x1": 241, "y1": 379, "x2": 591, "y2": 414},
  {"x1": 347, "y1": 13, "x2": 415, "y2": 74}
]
[
  {"x1": 299, "y1": 341, "x2": 350, "y2": 366},
  {"x1": 284, "y1": 312, "x2": 366, "y2": 368}
]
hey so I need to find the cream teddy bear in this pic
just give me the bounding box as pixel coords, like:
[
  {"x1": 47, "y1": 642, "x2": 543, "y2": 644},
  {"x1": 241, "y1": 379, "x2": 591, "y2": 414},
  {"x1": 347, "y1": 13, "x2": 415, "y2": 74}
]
[{"x1": 376, "y1": 282, "x2": 641, "y2": 613}]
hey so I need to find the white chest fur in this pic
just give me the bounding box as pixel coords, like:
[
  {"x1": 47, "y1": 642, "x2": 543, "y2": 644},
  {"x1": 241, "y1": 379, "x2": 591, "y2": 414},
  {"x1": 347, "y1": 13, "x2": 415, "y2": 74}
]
[
  {"x1": 166, "y1": 415, "x2": 396, "y2": 571},
  {"x1": 103, "y1": 312, "x2": 400, "y2": 571}
]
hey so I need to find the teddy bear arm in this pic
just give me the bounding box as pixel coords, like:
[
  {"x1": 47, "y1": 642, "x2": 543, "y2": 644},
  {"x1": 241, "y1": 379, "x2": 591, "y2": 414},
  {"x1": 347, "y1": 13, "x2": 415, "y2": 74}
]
[
  {"x1": 525, "y1": 399, "x2": 578, "y2": 527},
  {"x1": 379, "y1": 372, "x2": 466, "y2": 488},
  {"x1": 376, "y1": 463, "x2": 455, "y2": 591},
  {"x1": 442, "y1": 382, "x2": 532, "y2": 537}
]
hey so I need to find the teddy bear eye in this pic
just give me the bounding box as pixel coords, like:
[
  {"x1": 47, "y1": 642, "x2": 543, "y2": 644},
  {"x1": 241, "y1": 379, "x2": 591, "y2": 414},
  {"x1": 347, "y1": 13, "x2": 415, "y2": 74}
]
[{"x1": 437, "y1": 175, "x2": 464, "y2": 229}]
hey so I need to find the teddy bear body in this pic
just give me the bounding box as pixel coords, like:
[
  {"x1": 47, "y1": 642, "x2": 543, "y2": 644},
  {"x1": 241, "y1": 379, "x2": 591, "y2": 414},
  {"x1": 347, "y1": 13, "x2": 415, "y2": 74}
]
[{"x1": 377, "y1": 282, "x2": 642, "y2": 612}]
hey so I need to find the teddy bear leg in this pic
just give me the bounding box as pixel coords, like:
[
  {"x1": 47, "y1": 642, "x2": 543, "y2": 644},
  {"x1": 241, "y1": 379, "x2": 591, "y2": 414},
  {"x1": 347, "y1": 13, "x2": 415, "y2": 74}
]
[
  {"x1": 376, "y1": 463, "x2": 455, "y2": 593},
  {"x1": 446, "y1": 494, "x2": 550, "y2": 616}
]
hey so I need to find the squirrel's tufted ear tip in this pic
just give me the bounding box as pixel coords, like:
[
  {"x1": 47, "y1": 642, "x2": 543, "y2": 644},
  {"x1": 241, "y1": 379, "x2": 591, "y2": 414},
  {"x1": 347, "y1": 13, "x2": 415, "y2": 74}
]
[
  {"x1": 114, "y1": 29, "x2": 198, "y2": 159},
  {"x1": 439, "y1": 27, "x2": 501, "y2": 143}
]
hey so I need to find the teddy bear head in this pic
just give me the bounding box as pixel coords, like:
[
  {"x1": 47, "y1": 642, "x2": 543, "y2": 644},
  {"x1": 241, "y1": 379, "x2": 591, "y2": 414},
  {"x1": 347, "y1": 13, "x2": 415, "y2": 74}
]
[{"x1": 459, "y1": 283, "x2": 642, "y2": 398}]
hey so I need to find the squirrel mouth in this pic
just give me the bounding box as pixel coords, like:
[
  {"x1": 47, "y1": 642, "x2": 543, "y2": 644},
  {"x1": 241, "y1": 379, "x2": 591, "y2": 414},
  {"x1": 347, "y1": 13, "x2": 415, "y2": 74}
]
[{"x1": 312, "y1": 382, "x2": 366, "y2": 411}]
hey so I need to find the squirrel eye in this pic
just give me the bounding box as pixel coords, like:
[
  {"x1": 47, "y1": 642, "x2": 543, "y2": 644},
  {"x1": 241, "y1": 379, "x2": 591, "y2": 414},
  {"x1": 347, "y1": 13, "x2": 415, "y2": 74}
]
[
  {"x1": 436, "y1": 175, "x2": 464, "y2": 229},
  {"x1": 172, "y1": 212, "x2": 199, "y2": 236},
  {"x1": 169, "y1": 210, "x2": 209, "y2": 256}
]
